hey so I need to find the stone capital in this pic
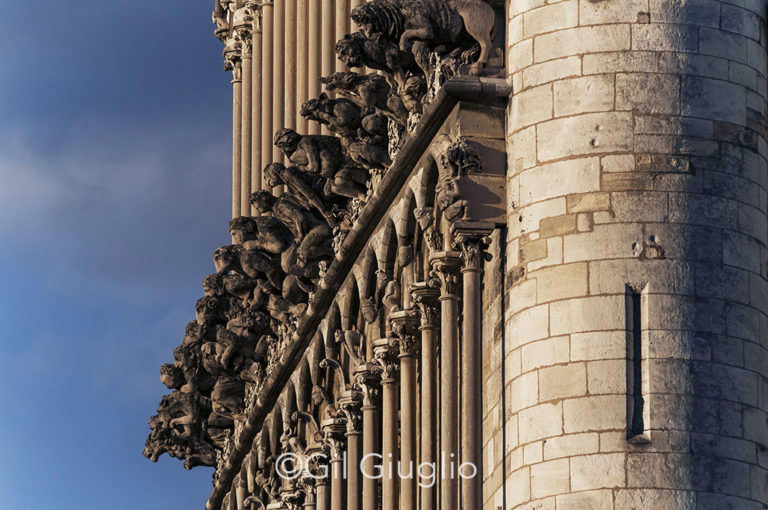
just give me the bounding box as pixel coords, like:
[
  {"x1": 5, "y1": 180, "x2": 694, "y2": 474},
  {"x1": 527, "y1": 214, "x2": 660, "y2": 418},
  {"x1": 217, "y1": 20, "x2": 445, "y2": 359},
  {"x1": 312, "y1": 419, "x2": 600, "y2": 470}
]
[
  {"x1": 233, "y1": 7, "x2": 254, "y2": 57},
  {"x1": 372, "y1": 338, "x2": 398, "y2": 382},
  {"x1": 352, "y1": 363, "x2": 381, "y2": 406},
  {"x1": 452, "y1": 221, "x2": 494, "y2": 273},
  {"x1": 320, "y1": 418, "x2": 347, "y2": 460},
  {"x1": 410, "y1": 280, "x2": 441, "y2": 330},
  {"x1": 429, "y1": 250, "x2": 462, "y2": 298},
  {"x1": 338, "y1": 390, "x2": 363, "y2": 434},
  {"x1": 389, "y1": 309, "x2": 420, "y2": 357},
  {"x1": 223, "y1": 36, "x2": 242, "y2": 79}
]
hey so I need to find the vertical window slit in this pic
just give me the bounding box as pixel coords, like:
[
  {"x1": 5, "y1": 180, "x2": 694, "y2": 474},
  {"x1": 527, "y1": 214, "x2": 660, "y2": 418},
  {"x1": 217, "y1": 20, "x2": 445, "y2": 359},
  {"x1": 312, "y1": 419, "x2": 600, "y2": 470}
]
[{"x1": 627, "y1": 285, "x2": 649, "y2": 443}]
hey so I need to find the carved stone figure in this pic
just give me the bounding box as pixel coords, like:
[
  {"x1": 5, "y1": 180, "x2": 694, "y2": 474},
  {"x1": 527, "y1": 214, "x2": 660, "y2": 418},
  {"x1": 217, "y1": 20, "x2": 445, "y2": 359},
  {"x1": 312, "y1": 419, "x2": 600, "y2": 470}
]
[
  {"x1": 336, "y1": 329, "x2": 365, "y2": 366},
  {"x1": 263, "y1": 162, "x2": 338, "y2": 226},
  {"x1": 144, "y1": 391, "x2": 217, "y2": 469},
  {"x1": 229, "y1": 216, "x2": 294, "y2": 255},
  {"x1": 335, "y1": 32, "x2": 419, "y2": 92},
  {"x1": 432, "y1": 136, "x2": 483, "y2": 221},
  {"x1": 274, "y1": 129, "x2": 370, "y2": 199},
  {"x1": 321, "y1": 71, "x2": 411, "y2": 121},
  {"x1": 351, "y1": 0, "x2": 496, "y2": 77},
  {"x1": 301, "y1": 93, "x2": 364, "y2": 139},
  {"x1": 250, "y1": 191, "x2": 334, "y2": 264}
]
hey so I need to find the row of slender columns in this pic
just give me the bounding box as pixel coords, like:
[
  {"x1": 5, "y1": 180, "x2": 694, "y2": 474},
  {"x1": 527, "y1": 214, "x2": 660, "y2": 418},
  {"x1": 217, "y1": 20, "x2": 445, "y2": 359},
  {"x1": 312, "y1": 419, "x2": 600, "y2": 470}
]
[
  {"x1": 229, "y1": 0, "x2": 349, "y2": 211},
  {"x1": 224, "y1": 229, "x2": 490, "y2": 509}
]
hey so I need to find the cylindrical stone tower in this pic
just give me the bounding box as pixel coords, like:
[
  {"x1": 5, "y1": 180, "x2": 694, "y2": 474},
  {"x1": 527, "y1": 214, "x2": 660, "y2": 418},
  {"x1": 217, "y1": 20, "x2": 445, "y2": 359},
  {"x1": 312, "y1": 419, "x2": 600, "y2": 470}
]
[{"x1": 505, "y1": 1, "x2": 768, "y2": 508}]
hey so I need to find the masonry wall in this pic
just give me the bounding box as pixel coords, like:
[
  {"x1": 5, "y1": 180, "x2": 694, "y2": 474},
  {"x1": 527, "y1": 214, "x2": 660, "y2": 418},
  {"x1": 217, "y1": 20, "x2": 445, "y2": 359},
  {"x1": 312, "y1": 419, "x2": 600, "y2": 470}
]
[{"x1": 504, "y1": 0, "x2": 768, "y2": 508}]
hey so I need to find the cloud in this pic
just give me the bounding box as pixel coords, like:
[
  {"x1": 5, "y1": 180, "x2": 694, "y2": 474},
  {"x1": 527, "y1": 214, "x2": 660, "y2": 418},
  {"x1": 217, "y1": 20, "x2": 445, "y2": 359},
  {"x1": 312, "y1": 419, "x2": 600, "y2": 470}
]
[{"x1": 0, "y1": 115, "x2": 232, "y2": 302}]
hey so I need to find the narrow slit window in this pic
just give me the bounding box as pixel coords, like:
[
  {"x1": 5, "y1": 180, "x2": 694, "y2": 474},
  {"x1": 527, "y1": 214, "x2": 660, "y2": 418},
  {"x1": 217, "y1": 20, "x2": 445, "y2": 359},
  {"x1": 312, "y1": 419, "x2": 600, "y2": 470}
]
[{"x1": 626, "y1": 285, "x2": 649, "y2": 443}]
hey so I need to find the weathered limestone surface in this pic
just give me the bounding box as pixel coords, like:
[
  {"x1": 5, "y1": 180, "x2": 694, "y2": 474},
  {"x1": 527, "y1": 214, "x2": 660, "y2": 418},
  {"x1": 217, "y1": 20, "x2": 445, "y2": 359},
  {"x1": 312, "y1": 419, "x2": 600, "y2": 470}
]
[{"x1": 506, "y1": 0, "x2": 768, "y2": 508}]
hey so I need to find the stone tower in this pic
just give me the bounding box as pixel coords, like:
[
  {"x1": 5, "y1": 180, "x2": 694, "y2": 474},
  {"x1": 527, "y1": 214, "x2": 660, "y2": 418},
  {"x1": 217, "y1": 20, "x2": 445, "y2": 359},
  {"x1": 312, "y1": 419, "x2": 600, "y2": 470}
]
[{"x1": 506, "y1": 1, "x2": 768, "y2": 508}]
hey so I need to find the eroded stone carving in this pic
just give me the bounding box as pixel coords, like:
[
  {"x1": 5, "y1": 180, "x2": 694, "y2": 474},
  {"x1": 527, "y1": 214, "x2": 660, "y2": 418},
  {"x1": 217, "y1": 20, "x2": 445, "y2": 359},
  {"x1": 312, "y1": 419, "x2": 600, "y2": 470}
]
[{"x1": 351, "y1": 0, "x2": 496, "y2": 78}]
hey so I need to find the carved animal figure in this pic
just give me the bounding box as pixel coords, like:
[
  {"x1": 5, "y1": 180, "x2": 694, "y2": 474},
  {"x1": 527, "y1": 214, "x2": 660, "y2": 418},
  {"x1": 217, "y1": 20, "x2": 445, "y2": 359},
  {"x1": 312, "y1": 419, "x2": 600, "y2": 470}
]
[
  {"x1": 263, "y1": 161, "x2": 338, "y2": 226},
  {"x1": 321, "y1": 71, "x2": 410, "y2": 121},
  {"x1": 351, "y1": 0, "x2": 496, "y2": 77},
  {"x1": 335, "y1": 32, "x2": 419, "y2": 91},
  {"x1": 301, "y1": 93, "x2": 363, "y2": 139},
  {"x1": 273, "y1": 129, "x2": 369, "y2": 199}
]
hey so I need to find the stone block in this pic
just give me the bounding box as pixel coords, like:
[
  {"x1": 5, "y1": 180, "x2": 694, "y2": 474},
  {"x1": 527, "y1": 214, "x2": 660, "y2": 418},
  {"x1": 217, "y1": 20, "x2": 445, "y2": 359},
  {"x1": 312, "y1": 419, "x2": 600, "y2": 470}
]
[
  {"x1": 505, "y1": 466, "x2": 531, "y2": 508},
  {"x1": 601, "y1": 154, "x2": 636, "y2": 173},
  {"x1": 550, "y1": 295, "x2": 625, "y2": 335},
  {"x1": 567, "y1": 192, "x2": 611, "y2": 213},
  {"x1": 743, "y1": 406, "x2": 768, "y2": 443},
  {"x1": 648, "y1": 0, "x2": 722, "y2": 27},
  {"x1": 580, "y1": 0, "x2": 648, "y2": 24},
  {"x1": 543, "y1": 432, "x2": 600, "y2": 460},
  {"x1": 698, "y1": 27, "x2": 748, "y2": 63},
  {"x1": 511, "y1": 83, "x2": 553, "y2": 130},
  {"x1": 510, "y1": 125, "x2": 537, "y2": 170},
  {"x1": 616, "y1": 73, "x2": 681, "y2": 114},
  {"x1": 520, "y1": 238, "x2": 548, "y2": 263},
  {"x1": 540, "y1": 214, "x2": 577, "y2": 237},
  {"x1": 614, "y1": 488, "x2": 696, "y2": 508},
  {"x1": 746, "y1": 38, "x2": 768, "y2": 76},
  {"x1": 632, "y1": 23, "x2": 699, "y2": 52},
  {"x1": 520, "y1": 157, "x2": 601, "y2": 203},
  {"x1": 536, "y1": 112, "x2": 633, "y2": 162},
  {"x1": 532, "y1": 262, "x2": 588, "y2": 303},
  {"x1": 523, "y1": 1, "x2": 578, "y2": 39},
  {"x1": 521, "y1": 336, "x2": 570, "y2": 371},
  {"x1": 658, "y1": 52, "x2": 729, "y2": 80},
  {"x1": 518, "y1": 402, "x2": 564, "y2": 443},
  {"x1": 508, "y1": 303, "x2": 550, "y2": 349},
  {"x1": 722, "y1": 3, "x2": 762, "y2": 41},
  {"x1": 587, "y1": 359, "x2": 626, "y2": 395},
  {"x1": 611, "y1": 191, "x2": 669, "y2": 223},
  {"x1": 509, "y1": 39, "x2": 533, "y2": 71},
  {"x1": 556, "y1": 490, "x2": 613, "y2": 510},
  {"x1": 730, "y1": 61, "x2": 758, "y2": 90},
  {"x1": 570, "y1": 453, "x2": 626, "y2": 490},
  {"x1": 583, "y1": 51, "x2": 657, "y2": 74},
  {"x1": 530, "y1": 458, "x2": 570, "y2": 498},
  {"x1": 523, "y1": 440, "x2": 543, "y2": 465},
  {"x1": 682, "y1": 75, "x2": 750, "y2": 126},
  {"x1": 601, "y1": 172, "x2": 654, "y2": 191},
  {"x1": 562, "y1": 223, "x2": 644, "y2": 264},
  {"x1": 571, "y1": 331, "x2": 626, "y2": 361},
  {"x1": 509, "y1": 277, "x2": 538, "y2": 314},
  {"x1": 627, "y1": 453, "x2": 692, "y2": 489},
  {"x1": 554, "y1": 75, "x2": 615, "y2": 117},
  {"x1": 539, "y1": 363, "x2": 588, "y2": 402},
  {"x1": 563, "y1": 395, "x2": 626, "y2": 432},
  {"x1": 534, "y1": 25, "x2": 631, "y2": 63},
  {"x1": 523, "y1": 56, "x2": 582, "y2": 90},
  {"x1": 510, "y1": 370, "x2": 539, "y2": 413}
]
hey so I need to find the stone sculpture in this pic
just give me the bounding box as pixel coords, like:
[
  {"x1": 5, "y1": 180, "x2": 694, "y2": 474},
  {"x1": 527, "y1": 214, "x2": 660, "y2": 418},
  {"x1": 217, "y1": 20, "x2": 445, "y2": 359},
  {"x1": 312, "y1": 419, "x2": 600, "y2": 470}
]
[
  {"x1": 274, "y1": 129, "x2": 370, "y2": 198},
  {"x1": 351, "y1": 0, "x2": 496, "y2": 77}
]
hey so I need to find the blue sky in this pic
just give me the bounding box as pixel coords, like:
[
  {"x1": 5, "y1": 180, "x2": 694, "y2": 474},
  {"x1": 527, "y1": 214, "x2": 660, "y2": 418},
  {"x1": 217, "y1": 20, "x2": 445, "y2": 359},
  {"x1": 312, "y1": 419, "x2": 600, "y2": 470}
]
[{"x1": 0, "y1": 1, "x2": 235, "y2": 508}]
